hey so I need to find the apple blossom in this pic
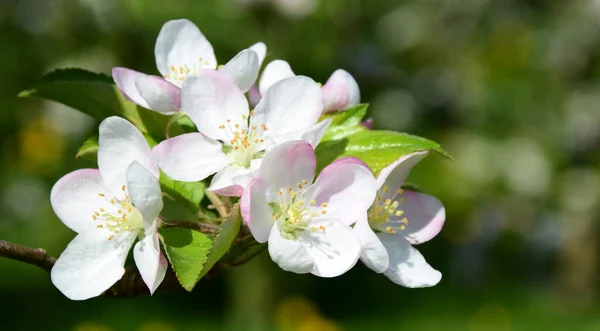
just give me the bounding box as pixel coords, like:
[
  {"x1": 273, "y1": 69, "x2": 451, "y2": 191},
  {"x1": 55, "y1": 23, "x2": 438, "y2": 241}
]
[
  {"x1": 352, "y1": 151, "x2": 446, "y2": 287},
  {"x1": 240, "y1": 141, "x2": 377, "y2": 277},
  {"x1": 50, "y1": 117, "x2": 167, "y2": 300},
  {"x1": 112, "y1": 18, "x2": 267, "y2": 114},
  {"x1": 255, "y1": 59, "x2": 360, "y2": 112},
  {"x1": 153, "y1": 70, "x2": 330, "y2": 196}
]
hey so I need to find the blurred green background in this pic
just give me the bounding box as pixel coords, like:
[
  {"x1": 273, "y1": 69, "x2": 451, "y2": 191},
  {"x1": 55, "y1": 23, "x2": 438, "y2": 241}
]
[{"x1": 2, "y1": 0, "x2": 600, "y2": 330}]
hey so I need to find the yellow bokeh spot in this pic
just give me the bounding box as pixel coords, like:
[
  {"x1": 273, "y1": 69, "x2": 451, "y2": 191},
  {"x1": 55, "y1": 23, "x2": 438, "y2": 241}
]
[{"x1": 276, "y1": 297, "x2": 341, "y2": 331}]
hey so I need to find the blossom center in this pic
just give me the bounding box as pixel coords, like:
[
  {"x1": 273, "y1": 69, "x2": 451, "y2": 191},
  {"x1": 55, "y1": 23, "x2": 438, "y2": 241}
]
[
  {"x1": 271, "y1": 181, "x2": 328, "y2": 240},
  {"x1": 367, "y1": 186, "x2": 409, "y2": 234},
  {"x1": 162, "y1": 58, "x2": 212, "y2": 85},
  {"x1": 220, "y1": 111, "x2": 268, "y2": 168},
  {"x1": 93, "y1": 185, "x2": 144, "y2": 241}
]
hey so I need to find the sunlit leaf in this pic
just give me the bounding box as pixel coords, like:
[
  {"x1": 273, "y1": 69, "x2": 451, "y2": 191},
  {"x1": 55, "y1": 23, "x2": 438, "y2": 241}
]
[
  {"x1": 159, "y1": 227, "x2": 212, "y2": 292},
  {"x1": 316, "y1": 130, "x2": 450, "y2": 175},
  {"x1": 197, "y1": 203, "x2": 242, "y2": 280}
]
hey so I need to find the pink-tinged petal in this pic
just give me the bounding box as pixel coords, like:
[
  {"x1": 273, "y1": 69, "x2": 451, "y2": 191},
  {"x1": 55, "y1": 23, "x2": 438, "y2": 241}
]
[
  {"x1": 112, "y1": 67, "x2": 152, "y2": 109},
  {"x1": 134, "y1": 74, "x2": 181, "y2": 114},
  {"x1": 258, "y1": 141, "x2": 316, "y2": 200},
  {"x1": 219, "y1": 49, "x2": 259, "y2": 93},
  {"x1": 98, "y1": 117, "x2": 158, "y2": 197},
  {"x1": 154, "y1": 19, "x2": 217, "y2": 80},
  {"x1": 253, "y1": 76, "x2": 323, "y2": 138},
  {"x1": 258, "y1": 59, "x2": 295, "y2": 96},
  {"x1": 209, "y1": 159, "x2": 262, "y2": 196},
  {"x1": 51, "y1": 230, "x2": 137, "y2": 300},
  {"x1": 387, "y1": 190, "x2": 445, "y2": 245},
  {"x1": 249, "y1": 42, "x2": 267, "y2": 67},
  {"x1": 303, "y1": 162, "x2": 377, "y2": 226},
  {"x1": 377, "y1": 151, "x2": 429, "y2": 190},
  {"x1": 330, "y1": 156, "x2": 369, "y2": 169},
  {"x1": 208, "y1": 165, "x2": 253, "y2": 197},
  {"x1": 361, "y1": 118, "x2": 373, "y2": 130},
  {"x1": 248, "y1": 85, "x2": 262, "y2": 107},
  {"x1": 153, "y1": 133, "x2": 229, "y2": 182},
  {"x1": 354, "y1": 215, "x2": 389, "y2": 273},
  {"x1": 379, "y1": 234, "x2": 441, "y2": 288},
  {"x1": 299, "y1": 219, "x2": 361, "y2": 278},
  {"x1": 322, "y1": 69, "x2": 360, "y2": 113},
  {"x1": 51, "y1": 169, "x2": 113, "y2": 234},
  {"x1": 181, "y1": 71, "x2": 249, "y2": 142},
  {"x1": 300, "y1": 119, "x2": 332, "y2": 148},
  {"x1": 240, "y1": 178, "x2": 275, "y2": 243},
  {"x1": 268, "y1": 223, "x2": 314, "y2": 274},
  {"x1": 126, "y1": 161, "x2": 163, "y2": 225},
  {"x1": 134, "y1": 221, "x2": 167, "y2": 294}
]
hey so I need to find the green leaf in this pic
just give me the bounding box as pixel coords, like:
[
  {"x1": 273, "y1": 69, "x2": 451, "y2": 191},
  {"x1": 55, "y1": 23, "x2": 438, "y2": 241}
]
[
  {"x1": 76, "y1": 136, "x2": 99, "y2": 161},
  {"x1": 19, "y1": 68, "x2": 174, "y2": 139},
  {"x1": 315, "y1": 130, "x2": 450, "y2": 175},
  {"x1": 321, "y1": 104, "x2": 369, "y2": 141},
  {"x1": 197, "y1": 203, "x2": 242, "y2": 280},
  {"x1": 159, "y1": 172, "x2": 206, "y2": 214},
  {"x1": 159, "y1": 227, "x2": 212, "y2": 292},
  {"x1": 20, "y1": 68, "x2": 142, "y2": 123}
]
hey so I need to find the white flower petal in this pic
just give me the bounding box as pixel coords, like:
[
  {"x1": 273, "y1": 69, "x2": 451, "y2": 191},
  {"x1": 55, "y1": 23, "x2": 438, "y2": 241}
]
[
  {"x1": 258, "y1": 59, "x2": 295, "y2": 96},
  {"x1": 268, "y1": 223, "x2": 314, "y2": 274},
  {"x1": 388, "y1": 190, "x2": 445, "y2": 245},
  {"x1": 219, "y1": 49, "x2": 259, "y2": 92},
  {"x1": 153, "y1": 133, "x2": 229, "y2": 182},
  {"x1": 377, "y1": 151, "x2": 429, "y2": 190},
  {"x1": 322, "y1": 69, "x2": 360, "y2": 112},
  {"x1": 253, "y1": 76, "x2": 323, "y2": 138},
  {"x1": 51, "y1": 169, "x2": 113, "y2": 234},
  {"x1": 299, "y1": 219, "x2": 361, "y2": 278},
  {"x1": 134, "y1": 74, "x2": 181, "y2": 114},
  {"x1": 126, "y1": 161, "x2": 163, "y2": 224},
  {"x1": 98, "y1": 117, "x2": 158, "y2": 197},
  {"x1": 303, "y1": 160, "x2": 376, "y2": 226},
  {"x1": 264, "y1": 118, "x2": 332, "y2": 150},
  {"x1": 300, "y1": 118, "x2": 332, "y2": 148},
  {"x1": 134, "y1": 221, "x2": 167, "y2": 294},
  {"x1": 249, "y1": 42, "x2": 267, "y2": 67},
  {"x1": 112, "y1": 67, "x2": 151, "y2": 109},
  {"x1": 181, "y1": 71, "x2": 249, "y2": 142},
  {"x1": 154, "y1": 19, "x2": 217, "y2": 79},
  {"x1": 51, "y1": 230, "x2": 137, "y2": 300},
  {"x1": 240, "y1": 178, "x2": 274, "y2": 243},
  {"x1": 258, "y1": 141, "x2": 316, "y2": 200},
  {"x1": 379, "y1": 234, "x2": 441, "y2": 288},
  {"x1": 208, "y1": 160, "x2": 261, "y2": 197},
  {"x1": 354, "y1": 215, "x2": 389, "y2": 273}
]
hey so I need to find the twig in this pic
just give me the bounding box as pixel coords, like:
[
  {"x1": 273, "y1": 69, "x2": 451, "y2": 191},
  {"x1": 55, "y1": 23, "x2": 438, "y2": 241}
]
[
  {"x1": 0, "y1": 239, "x2": 179, "y2": 298},
  {"x1": 0, "y1": 239, "x2": 55, "y2": 272},
  {"x1": 206, "y1": 191, "x2": 228, "y2": 219}
]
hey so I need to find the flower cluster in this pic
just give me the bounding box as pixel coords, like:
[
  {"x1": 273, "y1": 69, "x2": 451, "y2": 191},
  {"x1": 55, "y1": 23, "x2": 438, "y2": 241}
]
[{"x1": 50, "y1": 19, "x2": 445, "y2": 300}]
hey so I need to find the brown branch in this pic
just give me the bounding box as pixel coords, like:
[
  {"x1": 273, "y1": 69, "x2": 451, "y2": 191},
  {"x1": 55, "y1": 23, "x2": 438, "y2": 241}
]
[
  {"x1": 0, "y1": 239, "x2": 182, "y2": 298},
  {"x1": 160, "y1": 220, "x2": 221, "y2": 234},
  {"x1": 0, "y1": 240, "x2": 56, "y2": 272}
]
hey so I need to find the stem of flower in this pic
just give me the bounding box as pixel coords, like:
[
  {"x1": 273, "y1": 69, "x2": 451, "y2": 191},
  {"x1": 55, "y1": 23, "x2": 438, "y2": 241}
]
[{"x1": 206, "y1": 191, "x2": 229, "y2": 219}]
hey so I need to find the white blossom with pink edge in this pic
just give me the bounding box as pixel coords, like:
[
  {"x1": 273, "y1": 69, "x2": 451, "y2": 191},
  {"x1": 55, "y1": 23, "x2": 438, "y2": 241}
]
[
  {"x1": 240, "y1": 141, "x2": 378, "y2": 277},
  {"x1": 112, "y1": 18, "x2": 267, "y2": 114},
  {"x1": 50, "y1": 117, "x2": 167, "y2": 300},
  {"x1": 254, "y1": 59, "x2": 360, "y2": 112},
  {"x1": 153, "y1": 70, "x2": 330, "y2": 197},
  {"x1": 352, "y1": 151, "x2": 446, "y2": 287}
]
